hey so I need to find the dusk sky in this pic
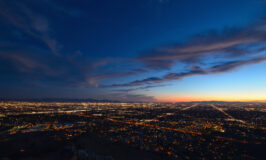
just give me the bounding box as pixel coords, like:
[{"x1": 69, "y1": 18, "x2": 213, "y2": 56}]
[{"x1": 0, "y1": 0, "x2": 266, "y2": 102}]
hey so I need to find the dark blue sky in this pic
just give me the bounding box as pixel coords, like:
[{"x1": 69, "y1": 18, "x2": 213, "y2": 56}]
[{"x1": 0, "y1": 0, "x2": 266, "y2": 102}]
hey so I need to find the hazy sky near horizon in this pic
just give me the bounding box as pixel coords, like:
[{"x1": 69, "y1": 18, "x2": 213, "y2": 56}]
[{"x1": 0, "y1": 0, "x2": 266, "y2": 102}]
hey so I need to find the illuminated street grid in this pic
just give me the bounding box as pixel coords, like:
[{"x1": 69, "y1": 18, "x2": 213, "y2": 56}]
[{"x1": 0, "y1": 102, "x2": 265, "y2": 159}]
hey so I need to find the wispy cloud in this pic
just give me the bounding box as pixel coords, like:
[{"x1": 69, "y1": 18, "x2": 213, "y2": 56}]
[
  {"x1": 139, "y1": 19, "x2": 266, "y2": 69},
  {"x1": 0, "y1": 0, "x2": 66, "y2": 55},
  {"x1": 0, "y1": 43, "x2": 112, "y2": 88},
  {"x1": 107, "y1": 56, "x2": 266, "y2": 88},
  {"x1": 106, "y1": 18, "x2": 266, "y2": 89},
  {"x1": 87, "y1": 69, "x2": 146, "y2": 88},
  {"x1": 0, "y1": 0, "x2": 265, "y2": 98},
  {"x1": 114, "y1": 84, "x2": 170, "y2": 93},
  {"x1": 208, "y1": 56, "x2": 266, "y2": 73}
]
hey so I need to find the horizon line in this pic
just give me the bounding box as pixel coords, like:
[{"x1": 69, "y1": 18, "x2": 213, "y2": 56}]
[{"x1": 0, "y1": 98, "x2": 265, "y2": 103}]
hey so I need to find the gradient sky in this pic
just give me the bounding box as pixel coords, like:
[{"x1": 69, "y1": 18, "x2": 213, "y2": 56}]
[{"x1": 0, "y1": 0, "x2": 266, "y2": 102}]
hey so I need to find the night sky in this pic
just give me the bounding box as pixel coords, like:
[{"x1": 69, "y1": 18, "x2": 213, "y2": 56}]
[{"x1": 0, "y1": 0, "x2": 266, "y2": 102}]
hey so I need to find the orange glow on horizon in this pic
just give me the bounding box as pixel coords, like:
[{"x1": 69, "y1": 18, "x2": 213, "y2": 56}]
[{"x1": 155, "y1": 96, "x2": 266, "y2": 103}]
